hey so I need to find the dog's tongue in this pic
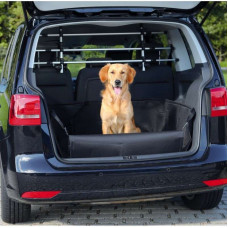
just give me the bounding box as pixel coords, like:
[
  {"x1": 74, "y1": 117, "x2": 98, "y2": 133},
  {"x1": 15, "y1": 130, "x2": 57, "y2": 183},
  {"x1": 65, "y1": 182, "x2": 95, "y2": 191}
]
[{"x1": 114, "y1": 87, "x2": 122, "y2": 95}]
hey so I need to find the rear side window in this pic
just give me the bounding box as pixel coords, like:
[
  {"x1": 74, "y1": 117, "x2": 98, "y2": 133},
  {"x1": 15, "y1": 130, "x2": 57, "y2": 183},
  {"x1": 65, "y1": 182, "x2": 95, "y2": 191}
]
[
  {"x1": 1, "y1": 26, "x2": 23, "y2": 83},
  {"x1": 179, "y1": 30, "x2": 195, "y2": 68},
  {"x1": 1, "y1": 36, "x2": 14, "y2": 82}
]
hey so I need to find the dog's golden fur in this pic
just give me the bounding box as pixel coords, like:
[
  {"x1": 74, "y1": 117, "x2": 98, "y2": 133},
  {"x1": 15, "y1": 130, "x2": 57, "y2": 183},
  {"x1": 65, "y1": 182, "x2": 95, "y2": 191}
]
[{"x1": 99, "y1": 63, "x2": 141, "y2": 134}]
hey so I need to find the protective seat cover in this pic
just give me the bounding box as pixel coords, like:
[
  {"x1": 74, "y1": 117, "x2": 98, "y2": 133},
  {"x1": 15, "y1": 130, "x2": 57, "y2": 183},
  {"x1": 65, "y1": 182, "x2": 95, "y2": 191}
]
[
  {"x1": 35, "y1": 67, "x2": 74, "y2": 105},
  {"x1": 54, "y1": 99, "x2": 196, "y2": 158}
]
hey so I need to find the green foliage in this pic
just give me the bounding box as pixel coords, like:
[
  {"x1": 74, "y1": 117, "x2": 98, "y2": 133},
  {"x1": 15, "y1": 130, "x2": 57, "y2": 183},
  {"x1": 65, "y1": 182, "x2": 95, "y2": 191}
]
[
  {"x1": 223, "y1": 70, "x2": 227, "y2": 85},
  {"x1": 0, "y1": 2, "x2": 24, "y2": 48},
  {"x1": 81, "y1": 45, "x2": 106, "y2": 59},
  {"x1": 197, "y1": 1, "x2": 227, "y2": 61},
  {"x1": 0, "y1": 93, "x2": 8, "y2": 131}
]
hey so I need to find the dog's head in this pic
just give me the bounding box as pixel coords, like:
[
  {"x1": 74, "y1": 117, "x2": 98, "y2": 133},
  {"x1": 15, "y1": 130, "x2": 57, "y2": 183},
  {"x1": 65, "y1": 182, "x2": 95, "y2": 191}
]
[{"x1": 99, "y1": 64, "x2": 136, "y2": 95}]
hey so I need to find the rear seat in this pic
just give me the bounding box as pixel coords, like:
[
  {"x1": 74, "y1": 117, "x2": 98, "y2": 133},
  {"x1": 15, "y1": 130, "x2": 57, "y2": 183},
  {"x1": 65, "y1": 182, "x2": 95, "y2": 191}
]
[
  {"x1": 75, "y1": 65, "x2": 174, "y2": 102},
  {"x1": 74, "y1": 58, "x2": 111, "y2": 102},
  {"x1": 131, "y1": 66, "x2": 174, "y2": 100},
  {"x1": 34, "y1": 51, "x2": 74, "y2": 105},
  {"x1": 35, "y1": 67, "x2": 74, "y2": 105}
]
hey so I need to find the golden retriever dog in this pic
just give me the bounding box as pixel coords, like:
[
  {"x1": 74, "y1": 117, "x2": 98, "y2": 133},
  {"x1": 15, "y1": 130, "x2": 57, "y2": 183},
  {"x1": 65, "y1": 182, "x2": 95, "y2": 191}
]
[{"x1": 99, "y1": 63, "x2": 141, "y2": 134}]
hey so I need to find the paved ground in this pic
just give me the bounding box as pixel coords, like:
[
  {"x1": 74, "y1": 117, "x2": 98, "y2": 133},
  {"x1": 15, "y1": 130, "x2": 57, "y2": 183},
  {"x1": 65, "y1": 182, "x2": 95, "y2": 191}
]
[{"x1": 0, "y1": 188, "x2": 226, "y2": 225}]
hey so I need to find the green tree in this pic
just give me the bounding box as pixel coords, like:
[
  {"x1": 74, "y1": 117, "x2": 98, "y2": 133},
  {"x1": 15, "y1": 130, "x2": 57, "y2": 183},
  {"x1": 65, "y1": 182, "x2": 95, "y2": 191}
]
[
  {"x1": 197, "y1": 1, "x2": 227, "y2": 61},
  {"x1": 0, "y1": 1, "x2": 24, "y2": 48}
]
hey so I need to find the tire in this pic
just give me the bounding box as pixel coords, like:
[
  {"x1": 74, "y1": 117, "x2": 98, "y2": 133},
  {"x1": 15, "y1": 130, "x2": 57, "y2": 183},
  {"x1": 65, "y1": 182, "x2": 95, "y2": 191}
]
[
  {"x1": 182, "y1": 189, "x2": 224, "y2": 210},
  {"x1": 1, "y1": 171, "x2": 31, "y2": 224}
]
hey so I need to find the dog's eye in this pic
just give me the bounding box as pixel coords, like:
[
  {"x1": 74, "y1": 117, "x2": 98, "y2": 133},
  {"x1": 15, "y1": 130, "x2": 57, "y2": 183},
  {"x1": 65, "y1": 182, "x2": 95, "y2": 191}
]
[
  {"x1": 110, "y1": 71, "x2": 114, "y2": 74},
  {"x1": 121, "y1": 71, "x2": 125, "y2": 74}
]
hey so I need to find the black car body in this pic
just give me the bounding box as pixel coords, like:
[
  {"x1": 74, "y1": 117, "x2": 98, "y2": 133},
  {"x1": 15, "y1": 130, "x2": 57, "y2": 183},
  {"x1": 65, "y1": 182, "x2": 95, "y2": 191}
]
[{"x1": 0, "y1": 1, "x2": 227, "y2": 224}]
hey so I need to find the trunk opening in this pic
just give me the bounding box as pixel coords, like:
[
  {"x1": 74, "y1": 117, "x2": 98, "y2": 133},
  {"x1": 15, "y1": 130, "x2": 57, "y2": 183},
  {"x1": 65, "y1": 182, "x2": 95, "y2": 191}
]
[{"x1": 26, "y1": 20, "x2": 211, "y2": 162}]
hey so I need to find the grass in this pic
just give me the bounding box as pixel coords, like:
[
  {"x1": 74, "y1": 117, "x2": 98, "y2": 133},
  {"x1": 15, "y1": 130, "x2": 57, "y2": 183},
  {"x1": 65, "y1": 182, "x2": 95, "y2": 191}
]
[
  {"x1": 222, "y1": 70, "x2": 227, "y2": 85},
  {"x1": 220, "y1": 60, "x2": 227, "y2": 85},
  {"x1": 0, "y1": 94, "x2": 9, "y2": 132},
  {"x1": 220, "y1": 61, "x2": 227, "y2": 68}
]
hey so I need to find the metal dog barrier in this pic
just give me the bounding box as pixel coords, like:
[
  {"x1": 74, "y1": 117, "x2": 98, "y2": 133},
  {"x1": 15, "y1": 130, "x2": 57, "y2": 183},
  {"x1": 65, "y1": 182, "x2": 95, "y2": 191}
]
[{"x1": 34, "y1": 26, "x2": 178, "y2": 73}]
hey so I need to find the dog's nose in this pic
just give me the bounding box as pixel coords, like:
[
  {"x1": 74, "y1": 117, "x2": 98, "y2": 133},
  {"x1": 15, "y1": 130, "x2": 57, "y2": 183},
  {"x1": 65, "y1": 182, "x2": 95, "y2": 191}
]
[{"x1": 115, "y1": 80, "x2": 121, "y2": 86}]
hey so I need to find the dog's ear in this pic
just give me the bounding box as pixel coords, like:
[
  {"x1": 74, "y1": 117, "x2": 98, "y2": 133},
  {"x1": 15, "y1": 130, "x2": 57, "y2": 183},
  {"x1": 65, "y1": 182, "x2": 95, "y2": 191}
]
[
  {"x1": 126, "y1": 64, "x2": 136, "y2": 84},
  {"x1": 99, "y1": 64, "x2": 110, "y2": 83}
]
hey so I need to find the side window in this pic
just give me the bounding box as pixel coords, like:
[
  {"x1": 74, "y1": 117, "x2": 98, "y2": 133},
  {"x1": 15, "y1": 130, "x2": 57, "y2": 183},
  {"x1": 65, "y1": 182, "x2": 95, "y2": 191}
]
[
  {"x1": 0, "y1": 36, "x2": 14, "y2": 82},
  {"x1": 8, "y1": 26, "x2": 24, "y2": 81},
  {"x1": 179, "y1": 30, "x2": 195, "y2": 68},
  {"x1": 1, "y1": 26, "x2": 23, "y2": 83}
]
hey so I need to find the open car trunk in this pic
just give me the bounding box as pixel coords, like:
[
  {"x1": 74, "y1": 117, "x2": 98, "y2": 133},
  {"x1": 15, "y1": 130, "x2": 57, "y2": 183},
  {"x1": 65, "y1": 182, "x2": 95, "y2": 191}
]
[{"x1": 28, "y1": 20, "x2": 211, "y2": 162}]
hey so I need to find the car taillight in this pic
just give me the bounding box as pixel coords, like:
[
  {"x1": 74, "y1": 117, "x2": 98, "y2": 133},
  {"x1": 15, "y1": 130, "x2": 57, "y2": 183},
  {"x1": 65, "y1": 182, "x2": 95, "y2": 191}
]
[
  {"x1": 210, "y1": 87, "x2": 227, "y2": 117},
  {"x1": 21, "y1": 191, "x2": 61, "y2": 199},
  {"x1": 203, "y1": 178, "x2": 227, "y2": 187},
  {"x1": 9, "y1": 94, "x2": 41, "y2": 126}
]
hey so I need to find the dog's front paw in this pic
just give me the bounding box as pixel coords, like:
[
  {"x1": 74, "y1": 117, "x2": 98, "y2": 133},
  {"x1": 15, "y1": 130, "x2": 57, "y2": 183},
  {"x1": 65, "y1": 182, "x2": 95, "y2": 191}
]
[{"x1": 136, "y1": 127, "x2": 141, "y2": 133}]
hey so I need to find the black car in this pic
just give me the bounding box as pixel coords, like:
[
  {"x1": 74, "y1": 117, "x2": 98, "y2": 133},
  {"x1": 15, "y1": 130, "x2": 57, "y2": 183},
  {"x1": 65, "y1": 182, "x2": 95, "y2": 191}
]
[{"x1": 0, "y1": 1, "x2": 227, "y2": 224}]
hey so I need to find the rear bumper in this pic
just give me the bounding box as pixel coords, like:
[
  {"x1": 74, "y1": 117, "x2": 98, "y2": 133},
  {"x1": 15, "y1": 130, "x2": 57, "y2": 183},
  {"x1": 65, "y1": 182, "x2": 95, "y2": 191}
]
[
  {"x1": 3, "y1": 144, "x2": 227, "y2": 205},
  {"x1": 9, "y1": 185, "x2": 226, "y2": 205},
  {"x1": 13, "y1": 175, "x2": 226, "y2": 205}
]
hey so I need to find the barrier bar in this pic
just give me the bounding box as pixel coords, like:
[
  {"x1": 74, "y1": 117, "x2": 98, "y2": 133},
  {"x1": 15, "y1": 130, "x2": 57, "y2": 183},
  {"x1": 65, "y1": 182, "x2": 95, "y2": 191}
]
[
  {"x1": 34, "y1": 58, "x2": 177, "y2": 65},
  {"x1": 36, "y1": 47, "x2": 172, "y2": 52},
  {"x1": 39, "y1": 31, "x2": 164, "y2": 37}
]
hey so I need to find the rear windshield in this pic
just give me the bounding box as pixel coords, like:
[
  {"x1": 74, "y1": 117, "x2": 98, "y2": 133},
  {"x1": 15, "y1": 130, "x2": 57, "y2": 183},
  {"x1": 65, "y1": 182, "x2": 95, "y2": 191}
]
[{"x1": 34, "y1": 23, "x2": 180, "y2": 78}]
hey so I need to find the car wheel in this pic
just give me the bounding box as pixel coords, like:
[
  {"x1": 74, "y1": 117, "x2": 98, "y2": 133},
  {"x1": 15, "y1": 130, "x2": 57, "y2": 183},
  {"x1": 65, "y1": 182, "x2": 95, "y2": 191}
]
[
  {"x1": 1, "y1": 171, "x2": 31, "y2": 224},
  {"x1": 182, "y1": 189, "x2": 224, "y2": 210}
]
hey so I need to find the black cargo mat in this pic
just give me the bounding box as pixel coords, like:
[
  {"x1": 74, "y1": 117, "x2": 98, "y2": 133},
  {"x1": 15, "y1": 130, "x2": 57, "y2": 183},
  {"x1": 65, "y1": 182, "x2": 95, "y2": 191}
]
[{"x1": 51, "y1": 99, "x2": 195, "y2": 158}]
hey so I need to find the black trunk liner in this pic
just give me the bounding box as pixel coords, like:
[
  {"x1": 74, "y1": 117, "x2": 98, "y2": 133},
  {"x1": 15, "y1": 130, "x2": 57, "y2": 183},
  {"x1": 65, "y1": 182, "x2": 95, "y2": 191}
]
[{"x1": 51, "y1": 99, "x2": 195, "y2": 158}]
